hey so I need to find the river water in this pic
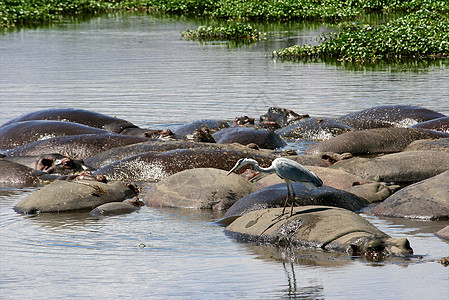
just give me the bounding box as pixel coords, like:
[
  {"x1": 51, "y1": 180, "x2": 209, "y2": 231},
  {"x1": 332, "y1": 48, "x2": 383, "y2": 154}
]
[{"x1": 0, "y1": 13, "x2": 448, "y2": 299}]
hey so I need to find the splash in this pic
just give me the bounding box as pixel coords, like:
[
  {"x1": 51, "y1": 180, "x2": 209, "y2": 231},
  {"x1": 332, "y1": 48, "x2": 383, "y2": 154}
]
[
  {"x1": 107, "y1": 158, "x2": 169, "y2": 182},
  {"x1": 386, "y1": 118, "x2": 419, "y2": 128}
]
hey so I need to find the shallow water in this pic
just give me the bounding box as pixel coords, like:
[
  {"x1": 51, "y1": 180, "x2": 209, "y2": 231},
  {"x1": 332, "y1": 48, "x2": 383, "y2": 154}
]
[{"x1": 1, "y1": 13, "x2": 449, "y2": 299}]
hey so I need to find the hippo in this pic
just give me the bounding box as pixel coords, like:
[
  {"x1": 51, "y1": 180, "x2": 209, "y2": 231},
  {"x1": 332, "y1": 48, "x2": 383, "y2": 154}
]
[
  {"x1": 233, "y1": 116, "x2": 255, "y2": 126},
  {"x1": 0, "y1": 120, "x2": 113, "y2": 149},
  {"x1": 14, "y1": 179, "x2": 138, "y2": 214},
  {"x1": 223, "y1": 182, "x2": 368, "y2": 220},
  {"x1": 3, "y1": 153, "x2": 88, "y2": 174},
  {"x1": 346, "y1": 182, "x2": 400, "y2": 203},
  {"x1": 336, "y1": 105, "x2": 445, "y2": 130},
  {"x1": 402, "y1": 138, "x2": 449, "y2": 153},
  {"x1": 90, "y1": 198, "x2": 144, "y2": 217},
  {"x1": 84, "y1": 140, "x2": 275, "y2": 169},
  {"x1": 276, "y1": 117, "x2": 352, "y2": 140},
  {"x1": 0, "y1": 159, "x2": 54, "y2": 187},
  {"x1": 372, "y1": 170, "x2": 449, "y2": 220},
  {"x1": 259, "y1": 107, "x2": 309, "y2": 129},
  {"x1": 411, "y1": 116, "x2": 449, "y2": 133},
  {"x1": 213, "y1": 127, "x2": 287, "y2": 150},
  {"x1": 143, "y1": 168, "x2": 257, "y2": 211},
  {"x1": 304, "y1": 128, "x2": 449, "y2": 155},
  {"x1": 94, "y1": 148, "x2": 275, "y2": 182},
  {"x1": 172, "y1": 119, "x2": 229, "y2": 140},
  {"x1": 330, "y1": 151, "x2": 449, "y2": 184},
  {"x1": 5, "y1": 133, "x2": 150, "y2": 160},
  {"x1": 254, "y1": 166, "x2": 364, "y2": 191},
  {"x1": 283, "y1": 153, "x2": 353, "y2": 168},
  {"x1": 435, "y1": 225, "x2": 449, "y2": 240},
  {"x1": 224, "y1": 206, "x2": 413, "y2": 259},
  {"x1": 0, "y1": 108, "x2": 138, "y2": 133}
]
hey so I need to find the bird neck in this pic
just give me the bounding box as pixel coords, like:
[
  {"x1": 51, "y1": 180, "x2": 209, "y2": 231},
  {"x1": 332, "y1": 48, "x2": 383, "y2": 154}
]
[{"x1": 252, "y1": 162, "x2": 275, "y2": 174}]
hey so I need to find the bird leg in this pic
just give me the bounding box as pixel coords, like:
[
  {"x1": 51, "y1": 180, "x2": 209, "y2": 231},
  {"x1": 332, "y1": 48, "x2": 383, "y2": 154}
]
[
  {"x1": 281, "y1": 180, "x2": 291, "y2": 216},
  {"x1": 290, "y1": 182, "x2": 296, "y2": 216}
]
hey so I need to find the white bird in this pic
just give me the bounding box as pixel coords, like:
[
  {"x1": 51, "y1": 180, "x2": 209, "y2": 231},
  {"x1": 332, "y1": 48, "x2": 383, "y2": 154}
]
[{"x1": 227, "y1": 157, "x2": 323, "y2": 216}]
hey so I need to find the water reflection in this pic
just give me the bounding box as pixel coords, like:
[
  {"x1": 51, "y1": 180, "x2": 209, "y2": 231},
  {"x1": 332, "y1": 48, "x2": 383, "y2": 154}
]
[{"x1": 280, "y1": 262, "x2": 325, "y2": 299}]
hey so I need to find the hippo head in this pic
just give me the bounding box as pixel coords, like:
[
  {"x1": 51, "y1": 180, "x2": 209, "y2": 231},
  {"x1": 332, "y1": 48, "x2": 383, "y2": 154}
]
[
  {"x1": 259, "y1": 107, "x2": 310, "y2": 129},
  {"x1": 348, "y1": 236, "x2": 413, "y2": 261},
  {"x1": 189, "y1": 128, "x2": 216, "y2": 143},
  {"x1": 233, "y1": 116, "x2": 255, "y2": 126},
  {"x1": 35, "y1": 154, "x2": 86, "y2": 175}
]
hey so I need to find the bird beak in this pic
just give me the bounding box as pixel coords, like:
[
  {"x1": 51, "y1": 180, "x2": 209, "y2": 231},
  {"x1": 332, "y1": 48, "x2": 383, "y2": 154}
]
[
  {"x1": 226, "y1": 169, "x2": 235, "y2": 176},
  {"x1": 226, "y1": 165, "x2": 239, "y2": 176}
]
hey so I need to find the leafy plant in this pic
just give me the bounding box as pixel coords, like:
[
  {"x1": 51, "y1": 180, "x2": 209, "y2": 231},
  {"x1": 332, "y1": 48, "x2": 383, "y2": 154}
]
[
  {"x1": 181, "y1": 22, "x2": 264, "y2": 41},
  {"x1": 273, "y1": 10, "x2": 449, "y2": 62}
]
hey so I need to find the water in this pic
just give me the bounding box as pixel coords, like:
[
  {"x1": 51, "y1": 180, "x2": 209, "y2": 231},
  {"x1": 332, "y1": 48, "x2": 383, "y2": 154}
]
[{"x1": 1, "y1": 13, "x2": 449, "y2": 299}]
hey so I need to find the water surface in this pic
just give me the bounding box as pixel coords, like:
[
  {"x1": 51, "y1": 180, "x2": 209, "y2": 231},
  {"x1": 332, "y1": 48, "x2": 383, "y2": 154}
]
[{"x1": 0, "y1": 13, "x2": 448, "y2": 299}]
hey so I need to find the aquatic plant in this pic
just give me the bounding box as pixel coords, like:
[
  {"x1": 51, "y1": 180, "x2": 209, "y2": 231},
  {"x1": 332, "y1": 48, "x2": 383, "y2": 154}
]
[
  {"x1": 273, "y1": 10, "x2": 449, "y2": 62},
  {"x1": 181, "y1": 22, "x2": 264, "y2": 41}
]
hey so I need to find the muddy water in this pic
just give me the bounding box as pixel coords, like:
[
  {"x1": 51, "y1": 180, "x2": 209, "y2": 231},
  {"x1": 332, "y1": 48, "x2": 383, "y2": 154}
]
[{"x1": 0, "y1": 13, "x2": 448, "y2": 299}]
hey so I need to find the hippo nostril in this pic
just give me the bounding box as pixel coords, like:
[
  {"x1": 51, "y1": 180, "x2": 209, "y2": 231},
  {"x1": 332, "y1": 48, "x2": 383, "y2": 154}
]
[
  {"x1": 38, "y1": 158, "x2": 53, "y2": 171},
  {"x1": 61, "y1": 158, "x2": 75, "y2": 169}
]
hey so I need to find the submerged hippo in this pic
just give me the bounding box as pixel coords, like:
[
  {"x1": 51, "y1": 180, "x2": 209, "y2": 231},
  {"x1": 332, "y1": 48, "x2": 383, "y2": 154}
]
[
  {"x1": 143, "y1": 168, "x2": 257, "y2": 211},
  {"x1": 330, "y1": 151, "x2": 449, "y2": 184},
  {"x1": 282, "y1": 153, "x2": 353, "y2": 168},
  {"x1": 0, "y1": 120, "x2": 112, "y2": 149},
  {"x1": 223, "y1": 182, "x2": 368, "y2": 220},
  {"x1": 436, "y1": 225, "x2": 449, "y2": 240},
  {"x1": 255, "y1": 166, "x2": 364, "y2": 191},
  {"x1": 90, "y1": 198, "x2": 144, "y2": 217},
  {"x1": 4, "y1": 153, "x2": 88, "y2": 174},
  {"x1": 402, "y1": 138, "x2": 449, "y2": 153},
  {"x1": 14, "y1": 180, "x2": 138, "y2": 214},
  {"x1": 345, "y1": 182, "x2": 400, "y2": 203},
  {"x1": 372, "y1": 170, "x2": 449, "y2": 220},
  {"x1": 5, "y1": 133, "x2": 149, "y2": 160},
  {"x1": 259, "y1": 107, "x2": 308, "y2": 129},
  {"x1": 411, "y1": 116, "x2": 449, "y2": 133},
  {"x1": 336, "y1": 105, "x2": 445, "y2": 130},
  {"x1": 276, "y1": 117, "x2": 352, "y2": 140},
  {"x1": 304, "y1": 128, "x2": 449, "y2": 155},
  {"x1": 213, "y1": 127, "x2": 286, "y2": 150},
  {"x1": 0, "y1": 108, "x2": 138, "y2": 133},
  {"x1": 0, "y1": 160, "x2": 54, "y2": 187},
  {"x1": 84, "y1": 140, "x2": 275, "y2": 170},
  {"x1": 224, "y1": 206, "x2": 413, "y2": 259},
  {"x1": 172, "y1": 119, "x2": 229, "y2": 140},
  {"x1": 94, "y1": 148, "x2": 275, "y2": 182}
]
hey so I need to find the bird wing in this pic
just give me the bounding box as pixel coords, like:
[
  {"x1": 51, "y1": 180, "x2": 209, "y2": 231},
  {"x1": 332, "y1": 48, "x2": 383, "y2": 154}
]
[{"x1": 274, "y1": 158, "x2": 323, "y2": 187}]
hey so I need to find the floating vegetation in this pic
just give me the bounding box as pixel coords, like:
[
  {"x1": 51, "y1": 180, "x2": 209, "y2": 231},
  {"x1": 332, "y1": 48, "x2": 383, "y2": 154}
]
[
  {"x1": 181, "y1": 23, "x2": 264, "y2": 42},
  {"x1": 273, "y1": 10, "x2": 449, "y2": 62}
]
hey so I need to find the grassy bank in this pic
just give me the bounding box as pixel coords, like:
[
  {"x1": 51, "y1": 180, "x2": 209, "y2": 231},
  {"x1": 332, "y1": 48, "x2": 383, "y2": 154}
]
[{"x1": 4, "y1": 0, "x2": 449, "y2": 28}]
